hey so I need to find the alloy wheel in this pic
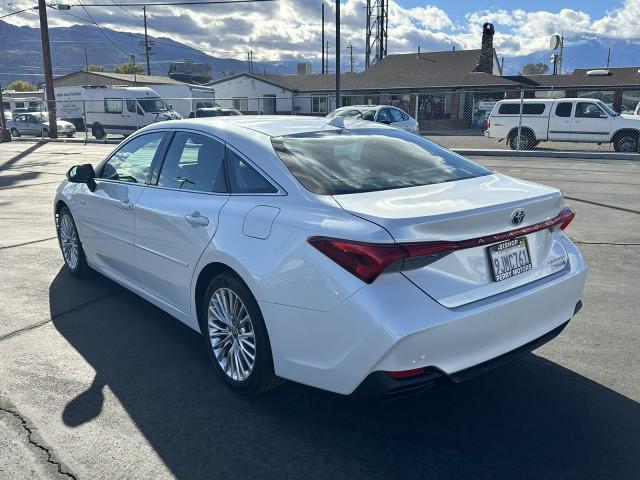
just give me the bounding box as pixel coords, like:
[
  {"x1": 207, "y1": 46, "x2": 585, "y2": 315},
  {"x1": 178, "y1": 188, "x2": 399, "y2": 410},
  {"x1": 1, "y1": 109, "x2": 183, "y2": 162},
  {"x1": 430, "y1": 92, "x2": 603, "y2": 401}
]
[
  {"x1": 59, "y1": 213, "x2": 79, "y2": 270},
  {"x1": 207, "y1": 287, "x2": 256, "y2": 382}
]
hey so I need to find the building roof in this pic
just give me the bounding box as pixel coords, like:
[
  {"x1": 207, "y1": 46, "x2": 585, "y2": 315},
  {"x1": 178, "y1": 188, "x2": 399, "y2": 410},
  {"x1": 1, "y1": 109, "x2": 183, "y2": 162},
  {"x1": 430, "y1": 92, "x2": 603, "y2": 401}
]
[
  {"x1": 53, "y1": 70, "x2": 186, "y2": 86},
  {"x1": 209, "y1": 49, "x2": 519, "y2": 92},
  {"x1": 508, "y1": 67, "x2": 640, "y2": 89}
]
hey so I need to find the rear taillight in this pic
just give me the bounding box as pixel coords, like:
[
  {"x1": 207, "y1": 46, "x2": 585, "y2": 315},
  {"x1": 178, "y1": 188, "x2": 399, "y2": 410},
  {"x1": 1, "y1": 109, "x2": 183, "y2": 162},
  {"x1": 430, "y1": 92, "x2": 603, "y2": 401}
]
[
  {"x1": 386, "y1": 368, "x2": 425, "y2": 379},
  {"x1": 309, "y1": 206, "x2": 575, "y2": 284}
]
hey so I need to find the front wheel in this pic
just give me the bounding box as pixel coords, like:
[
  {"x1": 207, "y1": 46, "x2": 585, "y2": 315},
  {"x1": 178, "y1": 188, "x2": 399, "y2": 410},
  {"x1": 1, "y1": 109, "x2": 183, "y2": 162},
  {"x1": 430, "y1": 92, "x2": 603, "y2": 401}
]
[
  {"x1": 613, "y1": 134, "x2": 639, "y2": 153},
  {"x1": 56, "y1": 207, "x2": 91, "y2": 276},
  {"x1": 92, "y1": 124, "x2": 106, "y2": 140},
  {"x1": 200, "y1": 272, "x2": 281, "y2": 395}
]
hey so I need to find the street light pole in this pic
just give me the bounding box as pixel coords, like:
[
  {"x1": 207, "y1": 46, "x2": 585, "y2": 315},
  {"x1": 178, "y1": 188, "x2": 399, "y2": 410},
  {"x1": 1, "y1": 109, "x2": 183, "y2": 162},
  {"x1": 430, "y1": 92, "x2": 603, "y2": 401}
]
[
  {"x1": 335, "y1": 0, "x2": 341, "y2": 109},
  {"x1": 38, "y1": 0, "x2": 58, "y2": 138}
]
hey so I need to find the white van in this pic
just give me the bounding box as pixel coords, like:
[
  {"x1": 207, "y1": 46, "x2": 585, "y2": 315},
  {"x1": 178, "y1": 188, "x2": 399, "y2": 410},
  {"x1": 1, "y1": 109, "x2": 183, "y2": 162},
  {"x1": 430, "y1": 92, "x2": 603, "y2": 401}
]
[
  {"x1": 485, "y1": 98, "x2": 640, "y2": 152},
  {"x1": 54, "y1": 86, "x2": 182, "y2": 138}
]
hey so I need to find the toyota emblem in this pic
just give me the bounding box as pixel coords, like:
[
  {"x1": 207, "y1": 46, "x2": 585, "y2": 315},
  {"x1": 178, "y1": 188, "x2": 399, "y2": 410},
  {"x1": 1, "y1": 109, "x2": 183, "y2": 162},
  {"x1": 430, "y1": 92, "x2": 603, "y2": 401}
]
[{"x1": 511, "y1": 209, "x2": 526, "y2": 226}]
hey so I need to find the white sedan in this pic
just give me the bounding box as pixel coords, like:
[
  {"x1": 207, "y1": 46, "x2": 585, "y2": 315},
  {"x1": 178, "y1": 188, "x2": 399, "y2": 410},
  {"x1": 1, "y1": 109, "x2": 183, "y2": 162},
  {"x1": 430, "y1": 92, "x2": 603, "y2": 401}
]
[
  {"x1": 328, "y1": 105, "x2": 420, "y2": 134},
  {"x1": 54, "y1": 116, "x2": 587, "y2": 398}
]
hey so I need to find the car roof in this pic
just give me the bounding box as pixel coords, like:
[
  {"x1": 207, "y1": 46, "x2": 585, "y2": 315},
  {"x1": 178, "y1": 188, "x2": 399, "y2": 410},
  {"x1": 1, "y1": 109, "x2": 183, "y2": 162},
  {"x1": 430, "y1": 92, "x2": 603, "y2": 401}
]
[{"x1": 153, "y1": 115, "x2": 395, "y2": 137}]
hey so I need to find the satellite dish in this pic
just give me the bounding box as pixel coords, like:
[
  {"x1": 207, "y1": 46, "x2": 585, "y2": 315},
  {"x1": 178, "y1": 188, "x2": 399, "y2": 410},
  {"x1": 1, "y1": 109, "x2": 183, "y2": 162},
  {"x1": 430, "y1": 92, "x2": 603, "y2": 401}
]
[{"x1": 550, "y1": 34, "x2": 561, "y2": 50}]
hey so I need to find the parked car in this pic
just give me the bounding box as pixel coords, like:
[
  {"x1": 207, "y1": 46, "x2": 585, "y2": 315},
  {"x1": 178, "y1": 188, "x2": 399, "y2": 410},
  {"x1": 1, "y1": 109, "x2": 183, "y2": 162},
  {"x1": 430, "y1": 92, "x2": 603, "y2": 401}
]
[
  {"x1": 485, "y1": 98, "x2": 640, "y2": 152},
  {"x1": 188, "y1": 107, "x2": 242, "y2": 118},
  {"x1": 327, "y1": 105, "x2": 420, "y2": 134},
  {"x1": 55, "y1": 115, "x2": 586, "y2": 399},
  {"x1": 634, "y1": 101, "x2": 640, "y2": 116},
  {"x1": 10, "y1": 112, "x2": 76, "y2": 138}
]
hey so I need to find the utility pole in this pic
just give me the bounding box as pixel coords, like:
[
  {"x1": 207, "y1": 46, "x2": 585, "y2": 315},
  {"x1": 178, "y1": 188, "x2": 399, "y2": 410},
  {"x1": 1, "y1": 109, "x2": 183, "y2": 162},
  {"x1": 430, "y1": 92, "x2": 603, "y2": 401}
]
[
  {"x1": 131, "y1": 55, "x2": 138, "y2": 83},
  {"x1": 143, "y1": 6, "x2": 151, "y2": 75},
  {"x1": 0, "y1": 85, "x2": 8, "y2": 142},
  {"x1": 336, "y1": 0, "x2": 340, "y2": 108},
  {"x1": 38, "y1": 0, "x2": 58, "y2": 139},
  {"x1": 247, "y1": 52, "x2": 251, "y2": 73},
  {"x1": 325, "y1": 41, "x2": 329, "y2": 73},
  {"x1": 321, "y1": 2, "x2": 325, "y2": 74},
  {"x1": 348, "y1": 42, "x2": 353, "y2": 73},
  {"x1": 84, "y1": 47, "x2": 89, "y2": 71},
  {"x1": 250, "y1": 50, "x2": 253, "y2": 73},
  {"x1": 606, "y1": 47, "x2": 611, "y2": 68}
]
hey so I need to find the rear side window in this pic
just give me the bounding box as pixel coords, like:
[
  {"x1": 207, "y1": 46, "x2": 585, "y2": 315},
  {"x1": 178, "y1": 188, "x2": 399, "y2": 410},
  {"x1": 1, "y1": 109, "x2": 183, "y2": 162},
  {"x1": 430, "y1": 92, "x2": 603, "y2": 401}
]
[
  {"x1": 158, "y1": 132, "x2": 227, "y2": 193},
  {"x1": 555, "y1": 102, "x2": 572, "y2": 117},
  {"x1": 104, "y1": 98, "x2": 123, "y2": 114},
  {"x1": 226, "y1": 148, "x2": 277, "y2": 194},
  {"x1": 497, "y1": 103, "x2": 545, "y2": 115},
  {"x1": 271, "y1": 130, "x2": 491, "y2": 195}
]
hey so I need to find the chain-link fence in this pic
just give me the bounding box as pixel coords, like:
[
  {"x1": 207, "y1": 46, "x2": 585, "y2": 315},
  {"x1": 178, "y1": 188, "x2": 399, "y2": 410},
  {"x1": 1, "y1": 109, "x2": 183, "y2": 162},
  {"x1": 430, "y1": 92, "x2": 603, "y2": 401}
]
[{"x1": 3, "y1": 87, "x2": 639, "y2": 153}]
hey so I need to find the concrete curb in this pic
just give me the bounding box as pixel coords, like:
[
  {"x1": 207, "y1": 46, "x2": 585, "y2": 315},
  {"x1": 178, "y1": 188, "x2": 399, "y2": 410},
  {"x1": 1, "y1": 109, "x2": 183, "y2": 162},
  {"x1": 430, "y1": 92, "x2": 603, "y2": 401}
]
[
  {"x1": 453, "y1": 148, "x2": 640, "y2": 161},
  {"x1": 5, "y1": 137, "x2": 639, "y2": 160}
]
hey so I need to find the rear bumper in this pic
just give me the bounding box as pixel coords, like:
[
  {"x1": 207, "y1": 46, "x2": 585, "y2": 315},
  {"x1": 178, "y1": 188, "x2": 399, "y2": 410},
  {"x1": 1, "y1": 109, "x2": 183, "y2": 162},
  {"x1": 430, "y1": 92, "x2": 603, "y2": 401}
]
[
  {"x1": 261, "y1": 240, "x2": 587, "y2": 396},
  {"x1": 354, "y1": 315, "x2": 576, "y2": 400}
]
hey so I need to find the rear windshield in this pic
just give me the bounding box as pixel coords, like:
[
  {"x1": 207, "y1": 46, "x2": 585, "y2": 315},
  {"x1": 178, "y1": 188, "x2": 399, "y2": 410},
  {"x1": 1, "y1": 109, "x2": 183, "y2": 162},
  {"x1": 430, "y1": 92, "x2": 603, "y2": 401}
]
[{"x1": 271, "y1": 130, "x2": 491, "y2": 195}]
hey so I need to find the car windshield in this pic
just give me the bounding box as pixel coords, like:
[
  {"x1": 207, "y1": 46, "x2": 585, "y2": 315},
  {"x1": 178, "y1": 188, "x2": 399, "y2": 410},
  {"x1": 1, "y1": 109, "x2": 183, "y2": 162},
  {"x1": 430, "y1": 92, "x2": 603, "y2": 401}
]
[
  {"x1": 138, "y1": 97, "x2": 169, "y2": 113},
  {"x1": 331, "y1": 109, "x2": 377, "y2": 121},
  {"x1": 598, "y1": 101, "x2": 618, "y2": 116},
  {"x1": 271, "y1": 129, "x2": 492, "y2": 195}
]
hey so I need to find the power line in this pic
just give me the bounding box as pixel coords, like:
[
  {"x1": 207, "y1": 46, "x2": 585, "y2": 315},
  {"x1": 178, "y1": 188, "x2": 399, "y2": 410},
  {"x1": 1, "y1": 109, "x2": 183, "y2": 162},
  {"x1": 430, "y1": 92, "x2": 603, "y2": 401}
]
[
  {"x1": 75, "y1": 0, "x2": 132, "y2": 56},
  {"x1": 0, "y1": 6, "x2": 35, "y2": 19}
]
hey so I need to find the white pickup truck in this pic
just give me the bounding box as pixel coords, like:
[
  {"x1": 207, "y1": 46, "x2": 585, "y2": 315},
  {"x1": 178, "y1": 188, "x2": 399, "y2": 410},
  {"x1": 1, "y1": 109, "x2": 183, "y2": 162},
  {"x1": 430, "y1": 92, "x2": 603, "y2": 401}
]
[{"x1": 485, "y1": 98, "x2": 640, "y2": 152}]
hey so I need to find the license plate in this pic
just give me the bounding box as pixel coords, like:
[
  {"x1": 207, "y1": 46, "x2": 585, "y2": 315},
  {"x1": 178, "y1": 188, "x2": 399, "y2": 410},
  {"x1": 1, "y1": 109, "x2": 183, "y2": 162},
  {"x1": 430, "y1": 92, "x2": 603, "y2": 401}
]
[{"x1": 489, "y1": 237, "x2": 532, "y2": 282}]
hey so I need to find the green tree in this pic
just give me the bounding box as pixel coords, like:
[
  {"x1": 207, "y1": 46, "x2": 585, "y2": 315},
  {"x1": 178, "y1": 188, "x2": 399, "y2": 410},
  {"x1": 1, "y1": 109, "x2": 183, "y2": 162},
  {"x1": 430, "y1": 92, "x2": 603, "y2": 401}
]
[
  {"x1": 87, "y1": 64, "x2": 105, "y2": 72},
  {"x1": 7, "y1": 80, "x2": 37, "y2": 91},
  {"x1": 520, "y1": 63, "x2": 549, "y2": 75},
  {"x1": 113, "y1": 62, "x2": 144, "y2": 74}
]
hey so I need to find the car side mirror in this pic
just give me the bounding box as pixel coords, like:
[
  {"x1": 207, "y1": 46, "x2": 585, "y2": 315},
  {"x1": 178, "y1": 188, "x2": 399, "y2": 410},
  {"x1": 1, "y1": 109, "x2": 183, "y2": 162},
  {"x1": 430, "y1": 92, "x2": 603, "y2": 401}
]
[{"x1": 67, "y1": 164, "x2": 96, "y2": 192}]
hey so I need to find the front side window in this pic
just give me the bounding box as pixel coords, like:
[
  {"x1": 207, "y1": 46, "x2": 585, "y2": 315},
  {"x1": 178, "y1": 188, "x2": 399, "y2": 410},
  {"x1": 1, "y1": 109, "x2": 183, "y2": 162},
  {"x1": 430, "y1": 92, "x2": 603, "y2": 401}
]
[
  {"x1": 100, "y1": 132, "x2": 164, "y2": 183},
  {"x1": 311, "y1": 96, "x2": 328, "y2": 114},
  {"x1": 272, "y1": 130, "x2": 491, "y2": 195},
  {"x1": 158, "y1": 132, "x2": 227, "y2": 193},
  {"x1": 376, "y1": 109, "x2": 391, "y2": 123},
  {"x1": 576, "y1": 102, "x2": 605, "y2": 118},
  {"x1": 105, "y1": 98, "x2": 123, "y2": 114},
  {"x1": 555, "y1": 102, "x2": 572, "y2": 117},
  {"x1": 138, "y1": 97, "x2": 169, "y2": 113},
  {"x1": 226, "y1": 148, "x2": 277, "y2": 194}
]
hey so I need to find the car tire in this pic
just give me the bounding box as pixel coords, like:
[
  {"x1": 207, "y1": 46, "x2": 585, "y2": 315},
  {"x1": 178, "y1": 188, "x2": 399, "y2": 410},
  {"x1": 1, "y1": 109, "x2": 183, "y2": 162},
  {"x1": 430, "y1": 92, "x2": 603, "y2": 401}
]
[
  {"x1": 66, "y1": 133, "x2": 75, "y2": 138},
  {"x1": 508, "y1": 130, "x2": 536, "y2": 150},
  {"x1": 200, "y1": 272, "x2": 281, "y2": 395},
  {"x1": 56, "y1": 207, "x2": 91, "y2": 277},
  {"x1": 10, "y1": 128, "x2": 20, "y2": 138},
  {"x1": 613, "y1": 133, "x2": 639, "y2": 153},
  {"x1": 92, "y1": 124, "x2": 106, "y2": 140}
]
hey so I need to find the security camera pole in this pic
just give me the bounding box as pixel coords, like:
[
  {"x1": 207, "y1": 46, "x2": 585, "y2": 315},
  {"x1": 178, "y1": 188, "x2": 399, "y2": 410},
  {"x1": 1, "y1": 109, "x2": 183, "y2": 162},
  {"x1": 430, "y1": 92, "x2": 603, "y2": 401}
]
[
  {"x1": 38, "y1": 0, "x2": 58, "y2": 138},
  {"x1": 335, "y1": 0, "x2": 341, "y2": 109}
]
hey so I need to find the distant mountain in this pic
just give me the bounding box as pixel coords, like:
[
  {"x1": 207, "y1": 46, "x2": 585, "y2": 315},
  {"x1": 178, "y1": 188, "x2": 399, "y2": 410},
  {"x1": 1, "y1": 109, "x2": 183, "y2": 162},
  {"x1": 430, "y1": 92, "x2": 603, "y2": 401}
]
[
  {"x1": 0, "y1": 20, "x2": 298, "y2": 87},
  {"x1": 2, "y1": 20, "x2": 639, "y2": 88},
  {"x1": 502, "y1": 36, "x2": 640, "y2": 75}
]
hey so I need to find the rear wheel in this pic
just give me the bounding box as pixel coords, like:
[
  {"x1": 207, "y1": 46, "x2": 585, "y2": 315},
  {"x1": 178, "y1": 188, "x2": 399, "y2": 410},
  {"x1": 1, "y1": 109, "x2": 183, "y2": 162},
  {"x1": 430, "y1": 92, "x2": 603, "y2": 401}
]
[
  {"x1": 56, "y1": 207, "x2": 90, "y2": 276},
  {"x1": 10, "y1": 128, "x2": 19, "y2": 138},
  {"x1": 613, "y1": 133, "x2": 639, "y2": 153},
  {"x1": 508, "y1": 130, "x2": 536, "y2": 150},
  {"x1": 43, "y1": 128, "x2": 50, "y2": 138},
  {"x1": 200, "y1": 272, "x2": 281, "y2": 395}
]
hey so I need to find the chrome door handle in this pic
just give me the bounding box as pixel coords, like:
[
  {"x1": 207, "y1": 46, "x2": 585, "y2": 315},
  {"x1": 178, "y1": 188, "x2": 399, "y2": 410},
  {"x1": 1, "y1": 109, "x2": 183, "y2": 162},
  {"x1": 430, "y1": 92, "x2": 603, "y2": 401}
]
[
  {"x1": 185, "y1": 213, "x2": 209, "y2": 226},
  {"x1": 118, "y1": 200, "x2": 134, "y2": 210}
]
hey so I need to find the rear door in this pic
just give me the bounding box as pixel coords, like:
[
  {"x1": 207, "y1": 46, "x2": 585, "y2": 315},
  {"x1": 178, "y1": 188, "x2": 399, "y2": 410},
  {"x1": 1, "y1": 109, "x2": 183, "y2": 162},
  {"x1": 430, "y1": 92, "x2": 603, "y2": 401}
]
[
  {"x1": 134, "y1": 130, "x2": 229, "y2": 313},
  {"x1": 572, "y1": 101, "x2": 611, "y2": 142},
  {"x1": 548, "y1": 101, "x2": 574, "y2": 141}
]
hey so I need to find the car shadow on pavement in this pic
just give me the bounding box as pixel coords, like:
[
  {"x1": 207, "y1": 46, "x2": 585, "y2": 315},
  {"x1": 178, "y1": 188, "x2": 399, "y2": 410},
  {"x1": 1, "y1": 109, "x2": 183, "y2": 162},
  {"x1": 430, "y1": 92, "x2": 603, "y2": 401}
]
[{"x1": 50, "y1": 268, "x2": 640, "y2": 480}]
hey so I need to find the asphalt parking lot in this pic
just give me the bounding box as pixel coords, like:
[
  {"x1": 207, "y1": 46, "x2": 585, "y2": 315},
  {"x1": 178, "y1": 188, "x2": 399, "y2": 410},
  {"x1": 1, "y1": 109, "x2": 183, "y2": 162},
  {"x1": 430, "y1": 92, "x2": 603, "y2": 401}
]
[{"x1": 1, "y1": 141, "x2": 639, "y2": 480}]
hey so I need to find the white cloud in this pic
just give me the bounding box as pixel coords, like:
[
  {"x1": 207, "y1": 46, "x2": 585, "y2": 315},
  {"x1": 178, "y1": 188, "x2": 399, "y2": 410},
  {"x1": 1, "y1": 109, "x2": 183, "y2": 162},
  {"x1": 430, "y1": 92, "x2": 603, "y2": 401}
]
[{"x1": 2, "y1": 0, "x2": 639, "y2": 62}]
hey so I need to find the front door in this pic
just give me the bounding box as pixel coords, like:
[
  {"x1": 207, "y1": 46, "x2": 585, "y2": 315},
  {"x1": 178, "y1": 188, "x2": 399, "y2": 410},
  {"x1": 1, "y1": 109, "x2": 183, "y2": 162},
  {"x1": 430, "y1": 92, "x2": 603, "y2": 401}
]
[
  {"x1": 74, "y1": 131, "x2": 166, "y2": 283},
  {"x1": 572, "y1": 101, "x2": 611, "y2": 143},
  {"x1": 134, "y1": 131, "x2": 229, "y2": 313},
  {"x1": 263, "y1": 95, "x2": 276, "y2": 115}
]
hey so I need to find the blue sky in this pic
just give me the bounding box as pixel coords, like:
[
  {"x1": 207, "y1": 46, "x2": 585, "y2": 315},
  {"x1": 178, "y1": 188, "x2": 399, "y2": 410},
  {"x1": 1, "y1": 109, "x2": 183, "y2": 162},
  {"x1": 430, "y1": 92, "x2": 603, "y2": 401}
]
[{"x1": 396, "y1": 0, "x2": 617, "y2": 19}]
